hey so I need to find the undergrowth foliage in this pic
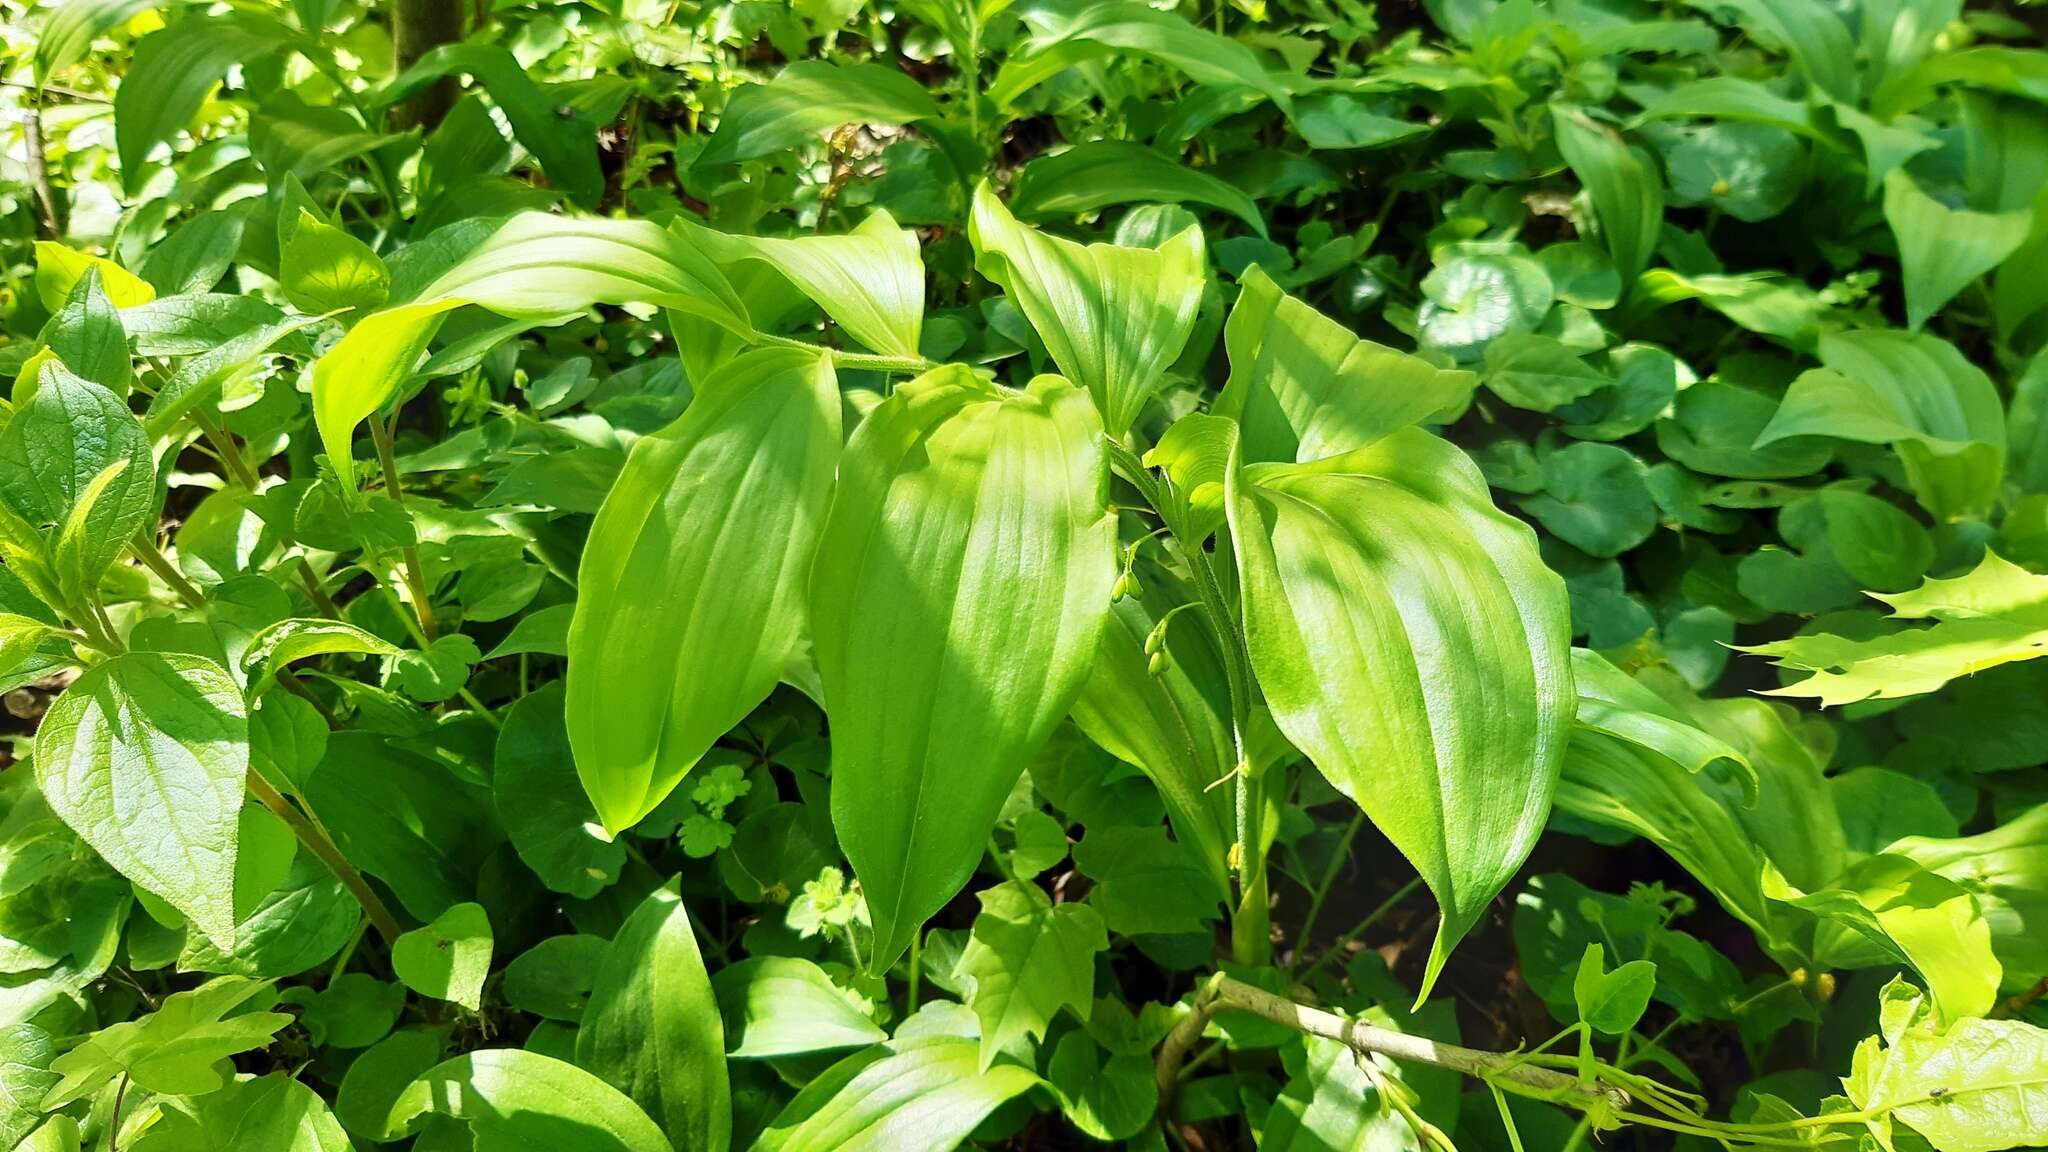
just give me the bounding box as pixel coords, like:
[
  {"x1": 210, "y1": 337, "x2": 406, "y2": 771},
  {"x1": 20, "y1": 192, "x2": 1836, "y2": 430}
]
[{"x1": 0, "y1": 0, "x2": 2045, "y2": 1147}]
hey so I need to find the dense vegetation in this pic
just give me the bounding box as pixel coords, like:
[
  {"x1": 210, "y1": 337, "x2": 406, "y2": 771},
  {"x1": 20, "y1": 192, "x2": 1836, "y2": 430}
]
[{"x1": 0, "y1": 0, "x2": 2046, "y2": 1147}]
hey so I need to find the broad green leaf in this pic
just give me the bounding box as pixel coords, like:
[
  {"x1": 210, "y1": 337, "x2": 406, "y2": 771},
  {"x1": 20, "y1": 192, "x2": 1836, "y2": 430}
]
[
  {"x1": 305, "y1": 731, "x2": 498, "y2": 921},
  {"x1": 1045, "y1": 1030, "x2": 1156, "y2": 1143},
  {"x1": 1893, "y1": 804, "x2": 2048, "y2": 996},
  {"x1": 1572, "y1": 943, "x2": 1657, "y2": 1034},
  {"x1": 1742, "y1": 551, "x2": 2048, "y2": 704},
  {"x1": 389, "y1": 1049, "x2": 677, "y2": 1152},
  {"x1": 0, "y1": 1024, "x2": 58, "y2": 1148},
  {"x1": 1680, "y1": 0, "x2": 1856, "y2": 100},
  {"x1": 41, "y1": 269, "x2": 132, "y2": 395},
  {"x1": 1262, "y1": 1033, "x2": 1420, "y2": 1152},
  {"x1": 337, "y1": 1029, "x2": 444, "y2": 1142},
  {"x1": 1071, "y1": 825, "x2": 1225, "y2": 937},
  {"x1": 495, "y1": 684, "x2": 622, "y2": 899},
  {"x1": 958, "y1": 880, "x2": 1107, "y2": 1070},
  {"x1": 242, "y1": 618, "x2": 402, "y2": 692},
  {"x1": 751, "y1": 1035, "x2": 1041, "y2": 1152},
  {"x1": 568, "y1": 346, "x2": 837, "y2": 835},
  {"x1": 1008, "y1": 141, "x2": 1268, "y2": 238},
  {"x1": 34, "y1": 0, "x2": 156, "y2": 82},
  {"x1": 575, "y1": 880, "x2": 728, "y2": 1152},
  {"x1": 969, "y1": 184, "x2": 1205, "y2": 436},
  {"x1": 1216, "y1": 265, "x2": 1474, "y2": 464},
  {"x1": 249, "y1": 92, "x2": 408, "y2": 183},
  {"x1": 1660, "y1": 122, "x2": 1807, "y2": 222},
  {"x1": 382, "y1": 44, "x2": 607, "y2": 208},
  {"x1": 989, "y1": 1, "x2": 1290, "y2": 111},
  {"x1": 681, "y1": 210, "x2": 924, "y2": 360},
  {"x1": 1483, "y1": 332, "x2": 1609, "y2": 413},
  {"x1": 696, "y1": 60, "x2": 942, "y2": 167},
  {"x1": 1756, "y1": 329, "x2": 2005, "y2": 519},
  {"x1": 711, "y1": 957, "x2": 886, "y2": 1059},
  {"x1": 1766, "y1": 854, "x2": 1999, "y2": 1023},
  {"x1": 114, "y1": 12, "x2": 289, "y2": 195},
  {"x1": 1552, "y1": 105, "x2": 1664, "y2": 287},
  {"x1": 34, "y1": 652, "x2": 244, "y2": 948},
  {"x1": 1415, "y1": 244, "x2": 1555, "y2": 361},
  {"x1": 1630, "y1": 76, "x2": 1825, "y2": 139},
  {"x1": 1068, "y1": 592, "x2": 1236, "y2": 900},
  {"x1": 1883, "y1": 169, "x2": 2033, "y2": 331},
  {"x1": 34, "y1": 244, "x2": 154, "y2": 315},
  {"x1": 1845, "y1": 979, "x2": 2048, "y2": 1152},
  {"x1": 44, "y1": 976, "x2": 289, "y2": 1107},
  {"x1": 280, "y1": 210, "x2": 390, "y2": 316},
  {"x1": 812, "y1": 366, "x2": 1115, "y2": 969},
  {"x1": 132, "y1": 1072, "x2": 352, "y2": 1152},
  {"x1": 504, "y1": 935, "x2": 608, "y2": 1023},
  {"x1": 313, "y1": 212, "x2": 749, "y2": 491},
  {"x1": 1518, "y1": 441, "x2": 1658, "y2": 557},
  {"x1": 179, "y1": 849, "x2": 360, "y2": 980},
  {"x1": 1229, "y1": 426, "x2": 1573, "y2": 998},
  {"x1": 0, "y1": 360, "x2": 156, "y2": 601},
  {"x1": 391, "y1": 902, "x2": 493, "y2": 1012}
]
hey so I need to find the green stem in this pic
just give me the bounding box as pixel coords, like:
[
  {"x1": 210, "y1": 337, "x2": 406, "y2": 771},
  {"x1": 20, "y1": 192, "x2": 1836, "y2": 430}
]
[
  {"x1": 130, "y1": 530, "x2": 206, "y2": 608},
  {"x1": 1295, "y1": 876, "x2": 1425, "y2": 982},
  {"x1": 1290, "y1": 809, "x2": 1365, "y2": 974},
  {"x1": 246, "y1": 767, "x2": 403, "y2": 944},
  {"x1": 369, "y1": 414, "x2": 438, "y2": 643}
]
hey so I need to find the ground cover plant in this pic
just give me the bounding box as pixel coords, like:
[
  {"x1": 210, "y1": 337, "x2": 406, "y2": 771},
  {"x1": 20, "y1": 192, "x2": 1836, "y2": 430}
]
[{"x1": 0, "y1": 0, "x2": 2046, "y2": 1147}]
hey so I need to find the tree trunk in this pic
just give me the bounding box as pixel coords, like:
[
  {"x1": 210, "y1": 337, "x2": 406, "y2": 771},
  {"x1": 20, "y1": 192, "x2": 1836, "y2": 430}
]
[{"x1": 391, "y1": 0, "x2": 463, "y2": 132}]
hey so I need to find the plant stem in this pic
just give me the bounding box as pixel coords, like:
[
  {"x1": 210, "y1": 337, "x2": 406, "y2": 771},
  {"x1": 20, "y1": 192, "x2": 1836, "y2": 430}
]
[
  {"x1": 1157, "y1": 975, "x2": 1633, "y2": 1115},
  {"x1": 1295, "y1": 876, "x2": 1425, "y2": 982},
  {"x1": 370, "y1": 414, "x2": 438, "y2": 642},
  {"x1": 1290, "y1": 809, "x2": 1364, "y2": 973},
  {"x1": 130, "y1": 529, "x2": 206, "y2": 608},
  {"x1": 246, "y1": 768, "x2": 403, "y2": 945},
  {"x1": 22, "y1": 92, "x2": 64, "y2": 239},
  {"x1": 191, "y1": 407, "x2": 261, "y2": 491}
]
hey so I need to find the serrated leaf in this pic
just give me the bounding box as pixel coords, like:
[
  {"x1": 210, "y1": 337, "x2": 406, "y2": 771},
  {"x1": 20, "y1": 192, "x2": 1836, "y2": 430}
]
[
  {"x1": 958, "y1": 881, "x2": 1106, "y2": 1070},
  {"x1": 44, "y1": 976, "x2": 289, "y2": 1107}
]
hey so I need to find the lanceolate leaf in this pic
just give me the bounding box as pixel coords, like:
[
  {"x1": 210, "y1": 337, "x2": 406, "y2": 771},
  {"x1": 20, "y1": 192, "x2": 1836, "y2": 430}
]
[
  {"x1": 389, "y1": 1050, "x2": 677, "y2": 1152},
  {"x1": 34, "y1": 652, "x2": 246, "y2": 949},
  {"x1": 989, "y1": 1, "x2": 1291, "y2": 111},
  {"x1": 1229, "y1": 427, "x2": 1573, "y2": 998},
  {"x1": 567, "y1": 346, "x2": 838, "y2": 835},
  {"x1": 1883, "y1": 168, "x2": 2032, "y2": 332},
  {"x1": 576, "y1": 881, "x2": 728, "y2": 1152},
  {"x1": 312, "y1": 213, "x2": 751, "y2": 491},
  {"x1": 1216, "y1": 265, "x2": 1474, "y2": 465},
  {"x1": 682, "y1": 210, "x2": 925, "y2": 360},
  {"x1": 113, "y1": 13, "x2": 289, "y2": 195},
  {"x1": 968, "y1": 183, "x2": 1205, "y2": 437},
  {"x1": 1551, "y1": 105, "x2": 1664, "y2": 289},
  {"x1": 695, "y1": 60, "x2": 942, "y2": 168},
  {"x1": 812, "y1": 366, "x2": 1116, "y2": 970},
  {"x1": 1008, "y1": 141, "x2": 1269, "y2": 238},
  {"x1": 751, "y1": 1035, "x2": 1041, "y2": 1152}
]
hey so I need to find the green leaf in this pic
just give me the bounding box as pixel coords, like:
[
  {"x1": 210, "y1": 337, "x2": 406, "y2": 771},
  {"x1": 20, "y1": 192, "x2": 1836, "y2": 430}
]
[
  {"x1": 114, "y1": 13, "x2": 289, "y2": 195},
  {"x1": 1517, "y1": 441, "x2": 1658, "y2": 557},
  {"x1": 41, "y1": 269, "x2": 133, "y2": 395},
  {"x1": 1217, "y1": 265, "x2": 1473, "y2": 464},
  {"x1": 243, "y1": 618, "x2": 403, "y2": 692},
  {"x1": 505, "y1": 935, "x2": 608, "y2": 1022},
  {"x1": 383, "y1": 44, "x2": 607, "y2": 208},
  {"x1": 696, "y1": 60, "x2": 942, "y2": 167},
  {"x1": 1552, "y1": 105, "x2": 1664, "y2": 287},
  {"x1": 0, "y1": 1025, "x2": 58, "y2": 1148},
  {"x1": 1482, "y1": 332, "x2": 1609, "y2": 413},
  {"x1": 1572, "y1": 942, "x2": 1657, "y2": 1034},
  {"x1": 957, "y1": 880, "x2": 1107, "y2": 1070},
  {"x1": 1009, "y1": 141, "x2": 1267, "y2": 238},
  {"x1": 1756, "y1": 329, "x2": 2004, "y2": 519},
  {"x1": 44, "y1": 976, "x2": 290, "y2": 1107},
  {"x1": 312, "y1": 212, "x2": 750, "y2": 492},
  {"x1": 968, "y1": 183, "x2": 1205, "y2": 436},
  {"x1": 1884, "y1": 168, "x2": 2033, "y2": 331},
  {"x1": 988, "y1": 1, "x2": 1291, "y2": 111},
  {"x1": 712, "y1": 957, "x2": 886, "y2": 1059},
  {"x1": 1893, "y1": 803, "x2": 2048, "y2": 997},
  {"x1": 1844, "y1": 979, "x2": 2048, "y2": 1152},
  {"x1": 336, "y1": 1029, "x2": 443, "y2": 1143},
  {"x1": 33, "y1": 242, "x2": 155, "y2": 315},
  {"x1": 34, "y1": 652, "x2": 245, "y2": 949},
  {"x1": 682, "y1": 211, "x2": 924, "y2": 360},
  {"x1": 1767, "y1": 854, "x2": 1999, "y2": 1024},
  {"x1": 280, "y1": 210, "x2": 390, "y2": 316},
  {"x1": 132, "y1": 1072, "x2": 352, "y2": 1152},
  {"x1": 575, "y1": 879, "x2": 728, "y2": 1152},
  {"x1": 813, "y1": 366, "x2": 1115, "y2": 969},
  {"x1": 1070, "y1": 825, "x2": 1224, "y2": 937},
  {"x1": 568, "y1": 346, "x2": 837, "y2": 835},
  {"x1": 34, "y1": 0, "x2": 155, "y2": 83},
  {"x1": 1230, "y1": 427, "x2": 1573, "y2": 999},
  {"x1": 1262, "y1": 1033, "x2": 1422, "y2": 1152},
  {"x1": 495, "y1": 683, "x2": 622, "y2": 899},
  {"x1": 751, "y1": 1035, "x2": 1041, "y2": 1152},
  {"x1": 1681, "y1": 0, "x2": 1856, "y2": 100},
  {"x1": 389, "y1": 1049, "x2": 677, "y2": 1152},
  {"x1": 249, "y1": 92, "x2": 408, "y2": 183},
  {"x1": 1742, "y1": 551, "x2": 2048, "y2": 704},
  {"x1": 391, "y1": 902, "x2": 493, "y2": 1012},
  {"x1": 0, "y1": 360, "x2": 157, "y2": 596}
]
